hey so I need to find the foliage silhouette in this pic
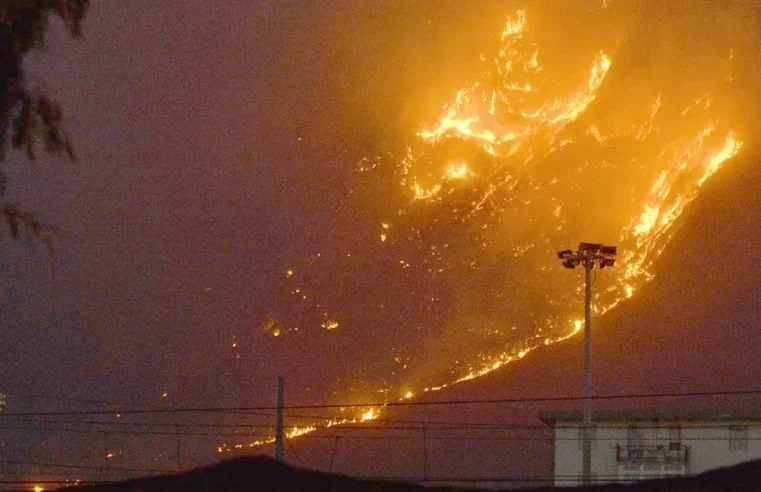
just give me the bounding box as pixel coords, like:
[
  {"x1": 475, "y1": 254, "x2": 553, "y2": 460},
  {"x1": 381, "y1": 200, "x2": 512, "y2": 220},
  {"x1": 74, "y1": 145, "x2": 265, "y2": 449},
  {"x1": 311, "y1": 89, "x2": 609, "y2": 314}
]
[{"x1": 0, "y1": 0, "x2": 89, "y2": 239}]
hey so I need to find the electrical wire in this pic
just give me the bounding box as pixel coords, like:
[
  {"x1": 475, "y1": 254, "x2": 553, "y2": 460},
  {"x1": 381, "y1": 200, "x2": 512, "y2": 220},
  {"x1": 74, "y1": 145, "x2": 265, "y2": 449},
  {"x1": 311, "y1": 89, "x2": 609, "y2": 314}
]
[
  {"x1": 6, "y1": 414, "x2": 759, "y2": 433},
  {"x1": 0, "y1": 426, "x2": 271, "y2": 438},
  {"x1": 284, "y1": 437, "x2": 302, "y2": 465},
  {"x1": 0, "y1": 459, "x2": 171, "y2": 474},
  {"x1": 3, "y1": 393, "x2": 130, "y2": 406},
  {"x1": 7, "y1": 421, "x2": 761, "y2": 439},
  {"x1": 221, "y1": 434, "x2": 761, "y2": 442},
  {"x1": 0, "y1": 417, "x2": 280, "y2": 429},
  {"x1": 0, "y1": 388, "x2": 758, "y2": 417}
]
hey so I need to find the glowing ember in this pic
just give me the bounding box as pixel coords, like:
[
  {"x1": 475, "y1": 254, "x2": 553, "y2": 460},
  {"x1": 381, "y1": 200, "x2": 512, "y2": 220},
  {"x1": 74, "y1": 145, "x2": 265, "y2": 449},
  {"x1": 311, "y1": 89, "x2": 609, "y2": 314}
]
[
  {"x1": 321, "y1": 314, "x2": 339, "y2": 331},
  {"x1": 217, "y1": 406, "x2": 381, "y2": 453}
]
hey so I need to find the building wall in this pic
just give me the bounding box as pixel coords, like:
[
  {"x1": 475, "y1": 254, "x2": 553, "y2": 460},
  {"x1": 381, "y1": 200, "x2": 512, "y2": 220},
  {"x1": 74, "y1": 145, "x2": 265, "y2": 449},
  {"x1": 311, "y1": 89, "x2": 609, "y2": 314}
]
[{"x1": 552, "y1": 420, "x2": 761, "y2": 486}]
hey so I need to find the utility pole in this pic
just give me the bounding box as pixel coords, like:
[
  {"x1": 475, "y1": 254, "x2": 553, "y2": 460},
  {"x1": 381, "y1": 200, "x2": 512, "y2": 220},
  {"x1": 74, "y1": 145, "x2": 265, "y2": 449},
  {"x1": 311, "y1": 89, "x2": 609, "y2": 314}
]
[
  {"x1": 274, "y1": 376, "x2": 285, "y2": 462},
  {"x1": 102, "y1": 431, "x2": 109, "y2": 483},
  {"x1": 557, "y1": 243, "x2": 616, "y2": 486},
  {"x1": 175, "y1": 424, "x2": 181, "y2": 472}
]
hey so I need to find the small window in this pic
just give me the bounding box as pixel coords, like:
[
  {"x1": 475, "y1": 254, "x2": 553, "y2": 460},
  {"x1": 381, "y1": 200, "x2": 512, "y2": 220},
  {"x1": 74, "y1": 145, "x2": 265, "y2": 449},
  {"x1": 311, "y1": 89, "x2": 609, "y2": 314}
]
[
  {"x1": 729, "y1": 426, "x2": 748, "y2": 451},
  {"x1": 578, "y1": 425, "x2": 597, "y2": 450}
]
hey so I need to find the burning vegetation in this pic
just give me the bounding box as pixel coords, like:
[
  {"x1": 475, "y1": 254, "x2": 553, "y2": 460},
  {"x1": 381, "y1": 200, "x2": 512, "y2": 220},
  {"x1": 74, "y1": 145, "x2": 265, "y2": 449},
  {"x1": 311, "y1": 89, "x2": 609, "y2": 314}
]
[{"x1": 222, "y1": 1, "x2": 760, "y2": 450}]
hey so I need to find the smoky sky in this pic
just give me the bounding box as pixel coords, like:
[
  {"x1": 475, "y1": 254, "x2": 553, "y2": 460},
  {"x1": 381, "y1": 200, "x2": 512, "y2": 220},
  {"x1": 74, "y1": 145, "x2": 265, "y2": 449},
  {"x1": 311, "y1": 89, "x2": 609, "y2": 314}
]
[{"x1": 1, "y1": 0, "x2": 761, "y2": 480}]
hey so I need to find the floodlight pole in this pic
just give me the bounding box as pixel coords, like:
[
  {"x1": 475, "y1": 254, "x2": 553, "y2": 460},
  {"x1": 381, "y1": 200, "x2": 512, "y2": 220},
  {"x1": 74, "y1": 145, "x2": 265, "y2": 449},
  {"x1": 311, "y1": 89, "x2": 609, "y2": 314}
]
[
  {"x1": 582, "y1": 251, "x2": 593, "y2": 486},
  {"x1": 557, "y1": 243, "x2": 616, "y2": 486}
]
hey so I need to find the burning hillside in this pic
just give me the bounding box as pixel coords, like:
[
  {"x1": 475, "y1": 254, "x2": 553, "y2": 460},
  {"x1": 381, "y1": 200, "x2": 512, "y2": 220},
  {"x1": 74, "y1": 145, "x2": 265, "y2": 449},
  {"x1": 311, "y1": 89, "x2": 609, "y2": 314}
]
[{"x1": 244, "y1": 1, "x2": 758, "y2": 425}]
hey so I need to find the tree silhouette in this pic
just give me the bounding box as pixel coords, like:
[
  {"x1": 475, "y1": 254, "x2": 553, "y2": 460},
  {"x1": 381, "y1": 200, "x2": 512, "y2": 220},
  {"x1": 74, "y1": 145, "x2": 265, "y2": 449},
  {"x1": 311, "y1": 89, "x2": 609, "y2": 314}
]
[{"x1": 0, "y1": 0, "x2": 89, "y2": 238}]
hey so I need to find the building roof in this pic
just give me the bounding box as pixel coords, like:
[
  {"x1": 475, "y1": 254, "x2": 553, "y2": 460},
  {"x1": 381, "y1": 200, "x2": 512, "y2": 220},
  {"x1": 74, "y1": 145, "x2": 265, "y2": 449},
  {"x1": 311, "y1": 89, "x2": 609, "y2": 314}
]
[{"x1": 540, "y1": 411, "x2": 761, "y2": 426}]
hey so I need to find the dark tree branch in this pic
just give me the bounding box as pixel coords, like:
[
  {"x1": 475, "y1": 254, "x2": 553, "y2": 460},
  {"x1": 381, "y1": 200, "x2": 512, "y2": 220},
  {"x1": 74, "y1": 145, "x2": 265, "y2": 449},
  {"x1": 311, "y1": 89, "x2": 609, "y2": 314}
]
[{"x1": 0, "y1": 0, "x2": 89, "y2": 238}]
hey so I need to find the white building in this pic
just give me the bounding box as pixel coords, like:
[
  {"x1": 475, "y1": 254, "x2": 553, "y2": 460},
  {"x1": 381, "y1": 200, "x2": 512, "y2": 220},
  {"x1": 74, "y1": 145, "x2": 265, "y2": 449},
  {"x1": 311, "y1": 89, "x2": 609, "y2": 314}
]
[{"x1": 541, "y1": 411, "x2": 761, "y2": 485}]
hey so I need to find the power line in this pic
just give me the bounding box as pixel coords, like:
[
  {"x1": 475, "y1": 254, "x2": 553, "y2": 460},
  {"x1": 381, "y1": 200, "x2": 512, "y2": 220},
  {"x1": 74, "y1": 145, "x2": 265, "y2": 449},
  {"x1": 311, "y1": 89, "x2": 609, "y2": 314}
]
[
  {"x1": 281, "y1": 412, "x2": 761, "y2": 431},
  {"x1": 222, "y1": 434, "x2": 761, "y2": 442},
  {"x1": 0, "y1": 417, "x2": 280, "y2": 429},
  {"x1": 9, "y1": 414, "x2": 761, "y2": 433},
  {"x1": 0, "y1": 426, "x2": 271, "y2": 438},
  {"x1": 1, "y1": 388, "x2": 759, "y2": 417},
  {"x1": 284, "y1": 437, "x2": 302, "y2": 466},
  {"x1": 0, "y1": 459, "x2": 171, "y2": 474},
  {"x1": 10, "y1": 423, "x2": 761, "y2": 442},
  {"x1": 3, "y1": 417, "x2": 504, "y2": 431},
  {"x1": 3, "y1": 393, "x2": 130, "y2": 406},
  {"x1": 10, "y1": 419, "x2": 761, "y2": 436},
  {"x1": 0, "y1": 418, "x2": 545, "y2": 432},
  {"x1": 0, "y1": 481, "x2": 98, "y2": 485}
]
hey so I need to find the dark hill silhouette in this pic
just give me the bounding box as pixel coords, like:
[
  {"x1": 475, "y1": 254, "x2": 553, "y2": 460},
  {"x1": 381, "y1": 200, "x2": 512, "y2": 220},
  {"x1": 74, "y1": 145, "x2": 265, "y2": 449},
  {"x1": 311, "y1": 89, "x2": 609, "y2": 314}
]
[{"x1": 60, "y1": 455, "x2": 761, "y2": 491}]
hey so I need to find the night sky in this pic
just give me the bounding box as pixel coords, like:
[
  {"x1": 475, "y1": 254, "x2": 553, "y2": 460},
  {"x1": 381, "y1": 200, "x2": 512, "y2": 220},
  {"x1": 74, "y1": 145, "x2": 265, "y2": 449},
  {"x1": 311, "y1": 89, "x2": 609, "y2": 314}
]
[
  {"x1": 1, "y1": 0, "x2": 761, "y2": 486},
  {"x1": 3, "y1": 0, "x2": 399, "y2": 406},
  {"x1": 1, "y1": 0, "x2": 503, "y2": 477},
  {"x1": 1, "y1": 0, "x2": 529, "y2": 411}
]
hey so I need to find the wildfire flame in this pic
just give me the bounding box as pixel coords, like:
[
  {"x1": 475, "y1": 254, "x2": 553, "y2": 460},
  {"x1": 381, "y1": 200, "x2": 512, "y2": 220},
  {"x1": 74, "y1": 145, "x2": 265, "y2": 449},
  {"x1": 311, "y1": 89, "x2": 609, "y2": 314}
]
[{"x1": 229, "y1": 4, "x2": 747, "y2": 450}]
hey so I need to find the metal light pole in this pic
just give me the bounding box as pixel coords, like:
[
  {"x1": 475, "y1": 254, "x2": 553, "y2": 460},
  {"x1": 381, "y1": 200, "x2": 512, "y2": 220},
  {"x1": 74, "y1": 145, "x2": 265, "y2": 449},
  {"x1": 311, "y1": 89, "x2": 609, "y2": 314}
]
[
  {"x1": 582, "y1": 249, "x2": 593, "y2": 484},
  {"x1": 275, "y1": 376, "x2": 285, "y2": 462},
  {"x1": 557, "y1": 243, "x2": 616, "y2": 486}
]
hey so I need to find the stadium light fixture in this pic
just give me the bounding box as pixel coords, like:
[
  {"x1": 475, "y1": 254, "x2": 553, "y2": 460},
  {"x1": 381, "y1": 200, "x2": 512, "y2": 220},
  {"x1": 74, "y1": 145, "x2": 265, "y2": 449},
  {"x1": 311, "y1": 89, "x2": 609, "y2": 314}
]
[{"x1": 555, "y1": 242, "x2": 617, "y2": 486}]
